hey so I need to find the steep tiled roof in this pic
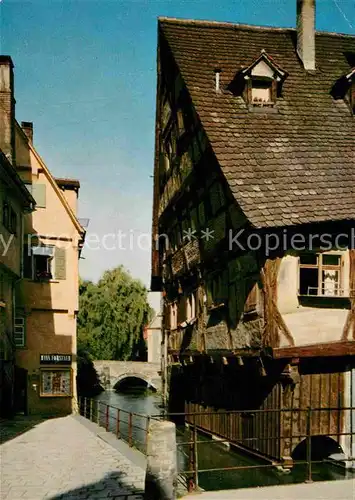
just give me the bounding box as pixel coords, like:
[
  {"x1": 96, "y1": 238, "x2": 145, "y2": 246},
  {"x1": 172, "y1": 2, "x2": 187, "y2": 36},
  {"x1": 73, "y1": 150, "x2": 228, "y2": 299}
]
[{"x1": 159, "y1": 18, "x2": 355, "y2": 228}]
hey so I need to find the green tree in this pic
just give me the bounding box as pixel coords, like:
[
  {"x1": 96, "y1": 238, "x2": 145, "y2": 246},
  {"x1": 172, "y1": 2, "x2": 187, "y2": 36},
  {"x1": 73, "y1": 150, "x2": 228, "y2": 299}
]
[{"x1": 77, "y1": 266, "x2": 153, "y2": 361}]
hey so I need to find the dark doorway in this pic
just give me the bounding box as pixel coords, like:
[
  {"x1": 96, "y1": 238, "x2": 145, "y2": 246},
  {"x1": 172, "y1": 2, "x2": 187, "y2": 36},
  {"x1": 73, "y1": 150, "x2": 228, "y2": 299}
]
[{"x1": 14, "y1": 366, "x2": 27, "y2": 415}]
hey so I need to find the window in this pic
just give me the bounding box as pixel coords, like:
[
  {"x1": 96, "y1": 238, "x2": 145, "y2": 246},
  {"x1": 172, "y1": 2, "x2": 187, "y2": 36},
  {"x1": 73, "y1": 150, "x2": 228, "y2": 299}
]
[
  {"x1": 2, "y1": 202, "x2": 17, "y2": 234},
  {"x1": 14, "y1": 315, "x2": 25, "y2": 348},
  {"x1": 33, "y1": 246, "x2": 54, "y2": 280},
  {"x1": 240, "y1": 52, "x2": 287, "y2": 108},
  {"x1": 251, "y1": 79, "x2": 273, "y2": 104},
  {"x1": 331, "y1": 68, "x2": 355, "y2": 114},
  {"x1": 40, "y1": 369, "x2": 72, "y2": 397},
  {"x1": 299, "y1": 253, "x2": 342, "y2": 297},
  {"x1": 23, "y1": 243, "x2": 66, "y2": 281}
]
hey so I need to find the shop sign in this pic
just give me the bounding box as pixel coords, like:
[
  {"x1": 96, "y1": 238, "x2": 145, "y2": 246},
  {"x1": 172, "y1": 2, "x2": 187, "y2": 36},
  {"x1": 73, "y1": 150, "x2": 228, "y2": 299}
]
[{"x1": 40, "y1": 354, "x2": 72, "y2": 365}]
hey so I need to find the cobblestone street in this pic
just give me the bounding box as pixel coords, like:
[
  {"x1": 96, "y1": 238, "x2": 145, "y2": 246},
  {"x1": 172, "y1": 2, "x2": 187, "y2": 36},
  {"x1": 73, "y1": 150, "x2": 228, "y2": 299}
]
[{"x1": 0, "y1": 415, "x2": 145, "y2": 500}]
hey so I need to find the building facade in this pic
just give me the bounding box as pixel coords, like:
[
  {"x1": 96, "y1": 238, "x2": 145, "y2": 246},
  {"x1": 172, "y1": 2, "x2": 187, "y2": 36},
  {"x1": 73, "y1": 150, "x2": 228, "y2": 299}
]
[
  {"x1": 151, "y1": 1, "x2": 355, "y2": 466},
  {"x1": 145, "y1": 314, "x2": 162, "y2": 364},
  {"x1": 0, "y1": 56, "x2": 85, "y2": 415},
  {"x1": 0, "y1": 150, "x2": 35, "y2": 416}
]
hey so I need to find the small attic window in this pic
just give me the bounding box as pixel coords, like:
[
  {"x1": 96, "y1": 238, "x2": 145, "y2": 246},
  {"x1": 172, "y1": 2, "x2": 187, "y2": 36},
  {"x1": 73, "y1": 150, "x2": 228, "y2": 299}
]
[
  {"x1": 349, "y1": 76, "x2": 355, "y2": 114},
  {"x1": 331, "y1": 68, "x2": 355, "y2": 114},
  {"x1": 251, "y1": 78, "x2": 273, "y2": 104},
  {"x1": 240, "y1": 51, "x2": 287, "y2": 109}
]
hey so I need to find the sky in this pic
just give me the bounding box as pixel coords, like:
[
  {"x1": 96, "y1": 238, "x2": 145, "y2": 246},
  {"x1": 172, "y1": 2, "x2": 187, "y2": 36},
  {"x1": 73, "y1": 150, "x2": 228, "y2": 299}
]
[{"x1": 0, "y1": 0, "x2": 354, "y2": 312}]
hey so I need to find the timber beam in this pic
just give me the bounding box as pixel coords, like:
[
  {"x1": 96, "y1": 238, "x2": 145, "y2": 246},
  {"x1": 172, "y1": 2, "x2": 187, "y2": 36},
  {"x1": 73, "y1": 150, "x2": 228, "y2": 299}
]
[
  {"x1": 272, "y1": 340, "x2": 355, "y2": 359},
  {"x1": 168, "y1": 349, "x2": 261, "y2": 359}
]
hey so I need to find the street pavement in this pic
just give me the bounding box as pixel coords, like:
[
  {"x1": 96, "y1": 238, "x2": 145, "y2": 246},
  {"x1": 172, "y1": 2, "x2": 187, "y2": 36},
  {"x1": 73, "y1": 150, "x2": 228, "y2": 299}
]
[
  {"x1": 186, "y1": 478, "x2": 355, "y2": 499},
  {"x1": 0, "y1": 415, "x2": 145, "y2": 499}
]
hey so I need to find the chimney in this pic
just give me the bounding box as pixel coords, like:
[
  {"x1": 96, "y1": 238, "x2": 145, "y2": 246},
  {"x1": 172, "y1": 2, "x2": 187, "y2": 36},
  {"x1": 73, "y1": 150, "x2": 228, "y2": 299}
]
[
  {"x1": 21, "y1": 121, "x2": 33, "y2": 143},
  {"x1": 297, "y1": 0, "x2": 316, "y2": 71},
  {"x1": 0, "y1": 56, "x2": 15, "y2": 163}
]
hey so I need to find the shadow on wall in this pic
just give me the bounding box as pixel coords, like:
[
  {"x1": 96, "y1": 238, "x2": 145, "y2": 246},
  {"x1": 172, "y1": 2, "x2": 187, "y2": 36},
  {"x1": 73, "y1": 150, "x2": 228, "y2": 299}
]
[{"x1": 48, "y1": 470, "x2": 144, "y2": 499}]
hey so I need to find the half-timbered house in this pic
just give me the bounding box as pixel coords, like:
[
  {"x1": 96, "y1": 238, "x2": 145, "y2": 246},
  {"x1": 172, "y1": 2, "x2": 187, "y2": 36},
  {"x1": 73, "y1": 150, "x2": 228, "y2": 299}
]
[{"x1": 151, "y1": 1, "x2": 355, "y2": 466}]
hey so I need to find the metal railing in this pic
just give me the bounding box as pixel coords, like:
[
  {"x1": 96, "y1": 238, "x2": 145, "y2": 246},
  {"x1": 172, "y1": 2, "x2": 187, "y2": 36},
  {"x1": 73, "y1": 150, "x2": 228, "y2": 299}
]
[
  {"x1": 78, "y1": 397, "x2": 153, "y2": 454},
  {"x1": 79, "y1": 399, "x2": 355, "y2": 493},
  {"x1": 156, "y1": 406, "x2": 355, "y2": 493}
]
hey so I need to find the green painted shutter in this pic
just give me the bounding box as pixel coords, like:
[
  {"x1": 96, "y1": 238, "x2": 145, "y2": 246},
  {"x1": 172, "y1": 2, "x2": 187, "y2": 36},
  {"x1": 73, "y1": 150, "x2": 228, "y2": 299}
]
[
  {"x1": 31, "y1": 184, "x2": 46, "y2": 208},
  {"x1": 55, "y1": 247, "x2": 66, "y2": 280}
]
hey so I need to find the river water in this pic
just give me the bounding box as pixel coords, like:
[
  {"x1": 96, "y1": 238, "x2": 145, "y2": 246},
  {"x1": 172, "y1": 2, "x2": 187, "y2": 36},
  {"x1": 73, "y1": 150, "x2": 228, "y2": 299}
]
[{"x1": 95, "y1": 389, "x2": 352, "y2": 492}]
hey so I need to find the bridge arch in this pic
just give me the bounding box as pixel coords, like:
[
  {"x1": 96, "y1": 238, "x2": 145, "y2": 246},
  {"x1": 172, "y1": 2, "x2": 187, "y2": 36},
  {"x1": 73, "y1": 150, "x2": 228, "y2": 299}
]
[
  {"x1": 112, "y1": 373, "x2": 158, "y2": 392},
  {"x1": 93, "y1": 361, "x2": 161, "y2": 392}
]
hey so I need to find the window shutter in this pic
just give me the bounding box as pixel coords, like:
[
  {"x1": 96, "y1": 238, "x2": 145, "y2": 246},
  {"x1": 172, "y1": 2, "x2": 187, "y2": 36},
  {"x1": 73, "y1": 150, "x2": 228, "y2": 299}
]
[
  {"x1": 55, "y1": 247, "x2": 66, "y2": 280},
  {"x1": 31, "y1": 184, "x2": 46, "y2": 208},
  {"x1": 14, "y1": 315, "x2": 25, "y2": 347}
]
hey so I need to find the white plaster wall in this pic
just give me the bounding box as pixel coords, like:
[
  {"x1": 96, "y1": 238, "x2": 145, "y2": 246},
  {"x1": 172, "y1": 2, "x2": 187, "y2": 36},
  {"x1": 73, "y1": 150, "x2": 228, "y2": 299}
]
[
  {"x1": 147, "y1": 329, "x2": 162, "y2": 364},
  {"x1": 280, "y1": 308, "x2": 348, "y2": 347}
]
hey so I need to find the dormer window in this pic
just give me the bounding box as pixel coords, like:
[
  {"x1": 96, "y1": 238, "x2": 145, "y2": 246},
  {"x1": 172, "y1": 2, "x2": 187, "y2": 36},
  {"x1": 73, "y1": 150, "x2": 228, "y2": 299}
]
[
  {"x1": 331, "y1": 68, "x2": 355, "y2": 114},
  {"x1": 347, "y1": 69, "x2": 355, "y2": 113},
  {"x1": 238, "y1": 50, "x2": 287, "y2": 109}
]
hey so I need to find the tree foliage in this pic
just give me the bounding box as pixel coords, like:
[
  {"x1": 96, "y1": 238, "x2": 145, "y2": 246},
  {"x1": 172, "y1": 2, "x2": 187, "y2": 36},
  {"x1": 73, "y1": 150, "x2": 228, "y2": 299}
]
[{"x1": 77, "y1": 266, "x2": 153, "y2": 360}]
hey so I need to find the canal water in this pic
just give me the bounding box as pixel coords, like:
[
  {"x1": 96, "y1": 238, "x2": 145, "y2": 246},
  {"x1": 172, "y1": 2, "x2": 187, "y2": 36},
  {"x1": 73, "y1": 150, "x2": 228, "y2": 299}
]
[{"x1": 95, "y1": 389, "x2": 352, "y2": 492}]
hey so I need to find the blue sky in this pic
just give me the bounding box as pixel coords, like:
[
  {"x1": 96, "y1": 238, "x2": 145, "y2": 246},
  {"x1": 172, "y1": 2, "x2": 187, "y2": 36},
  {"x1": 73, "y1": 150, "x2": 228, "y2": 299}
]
[{"x1": 0, "y1": 0, "x2": 354, "y2": 311}]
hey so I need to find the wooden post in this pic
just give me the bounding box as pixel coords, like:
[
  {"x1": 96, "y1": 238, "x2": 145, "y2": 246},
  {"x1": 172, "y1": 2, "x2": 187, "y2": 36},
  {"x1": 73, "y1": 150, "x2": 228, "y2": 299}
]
[
  {"x1": 129, "y1": 413, "x2": 133, "y2": 447},
  {"x1": 116, "y1": 408, "x2": 120, "y2": 438}
]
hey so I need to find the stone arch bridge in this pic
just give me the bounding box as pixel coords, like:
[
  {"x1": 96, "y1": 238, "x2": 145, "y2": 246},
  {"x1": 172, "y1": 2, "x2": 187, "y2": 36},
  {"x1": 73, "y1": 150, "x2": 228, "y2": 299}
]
[{"x1": 93, "y1": 361, "x2": 161, "y2": 392}]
